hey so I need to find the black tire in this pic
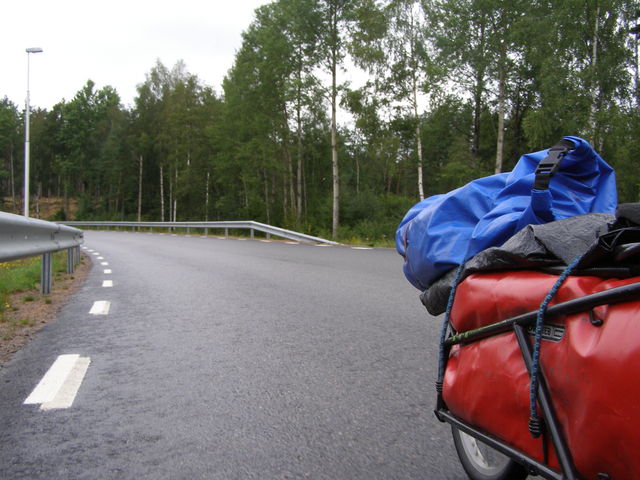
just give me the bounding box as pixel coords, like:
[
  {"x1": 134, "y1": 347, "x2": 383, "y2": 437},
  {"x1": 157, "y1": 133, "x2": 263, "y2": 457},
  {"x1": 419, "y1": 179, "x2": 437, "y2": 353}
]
[{"x1": 451, "y1": 426, "x2": 528, "y2": 480}]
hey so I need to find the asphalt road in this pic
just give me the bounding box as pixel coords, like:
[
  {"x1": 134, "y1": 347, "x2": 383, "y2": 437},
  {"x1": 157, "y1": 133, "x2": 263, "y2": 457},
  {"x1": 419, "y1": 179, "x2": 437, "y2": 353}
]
[{"x1": 0, "y1": 231, "x2": 467, "y2": 479}]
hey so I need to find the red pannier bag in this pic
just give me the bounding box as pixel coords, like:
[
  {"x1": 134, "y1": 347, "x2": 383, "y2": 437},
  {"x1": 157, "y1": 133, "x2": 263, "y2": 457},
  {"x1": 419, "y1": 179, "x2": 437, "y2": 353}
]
[{"x1": 443, "y1": 271, "x2": 640, "y2": 479}]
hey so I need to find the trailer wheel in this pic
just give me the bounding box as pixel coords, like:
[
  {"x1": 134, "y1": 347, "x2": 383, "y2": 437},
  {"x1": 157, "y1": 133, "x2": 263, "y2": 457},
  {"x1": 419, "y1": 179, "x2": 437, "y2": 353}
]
[{"x1": 451, "y1": 426, "x2": 528, "y2": 480}]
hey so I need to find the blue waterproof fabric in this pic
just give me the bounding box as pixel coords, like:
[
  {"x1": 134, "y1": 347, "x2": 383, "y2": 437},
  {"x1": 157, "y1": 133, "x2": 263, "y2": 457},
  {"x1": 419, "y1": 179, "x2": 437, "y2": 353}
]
[{"x1": 396, "y1": 136, "x2": 617, "y2": 290}]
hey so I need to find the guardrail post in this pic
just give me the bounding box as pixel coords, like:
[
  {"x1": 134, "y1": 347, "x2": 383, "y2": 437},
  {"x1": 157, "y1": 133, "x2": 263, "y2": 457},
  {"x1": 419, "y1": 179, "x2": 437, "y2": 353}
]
[
  {"x1": 250, "y1": 229, "x2": 254, "y2": 239},
  {"x1": 41, "y1": 253, "x2": 52, "y2": 295},
  {"x1": 66, "y1": 247, "x2": 75, "y2": 274},
  {"x1": 204, "y1": 227, "x2": 208, "y2": 236},
  {"x1": 225, "y1": 228, "x2": 229, "y2": 238},
  {"x1": 266, "y1": 233, "x2": 271, "y2": 240}
]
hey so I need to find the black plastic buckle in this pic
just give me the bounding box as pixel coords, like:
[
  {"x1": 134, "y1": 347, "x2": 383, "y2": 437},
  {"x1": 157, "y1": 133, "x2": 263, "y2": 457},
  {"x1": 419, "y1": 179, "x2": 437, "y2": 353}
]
[{"x1": 533, "y1": 139, "x2": 576, "y2": 190}]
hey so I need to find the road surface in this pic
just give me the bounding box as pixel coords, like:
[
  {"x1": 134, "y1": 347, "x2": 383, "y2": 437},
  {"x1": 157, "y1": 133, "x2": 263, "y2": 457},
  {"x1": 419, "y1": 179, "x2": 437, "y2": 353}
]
[{"x1": 0, "y1": 230, "x2": 467, "y2": 479}]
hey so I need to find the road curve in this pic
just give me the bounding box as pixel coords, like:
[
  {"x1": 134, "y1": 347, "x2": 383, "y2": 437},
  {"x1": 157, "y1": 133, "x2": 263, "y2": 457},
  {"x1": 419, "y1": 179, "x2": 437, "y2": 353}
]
[{"x1": 0, "y1": 230, "x2": 467, "y2": 479}]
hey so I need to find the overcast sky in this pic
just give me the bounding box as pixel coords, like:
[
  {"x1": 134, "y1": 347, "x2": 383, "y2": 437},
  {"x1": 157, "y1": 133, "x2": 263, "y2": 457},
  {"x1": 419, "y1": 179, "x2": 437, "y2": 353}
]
[{"x1": 1, "y1": 0, "x2": 272, "y2": 111}]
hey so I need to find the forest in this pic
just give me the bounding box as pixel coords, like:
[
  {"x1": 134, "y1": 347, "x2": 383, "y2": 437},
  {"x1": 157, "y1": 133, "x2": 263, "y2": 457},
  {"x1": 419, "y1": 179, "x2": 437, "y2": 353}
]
[{"x1": 1, "y1": 0, "x2": 639, "y2": 243}]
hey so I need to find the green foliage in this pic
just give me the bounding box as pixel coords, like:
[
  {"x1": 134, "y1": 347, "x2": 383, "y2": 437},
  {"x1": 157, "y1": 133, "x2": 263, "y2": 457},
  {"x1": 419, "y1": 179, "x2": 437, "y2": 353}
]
[{"x1": 51, "y1": 209, "x2": 67, "y2": 221}]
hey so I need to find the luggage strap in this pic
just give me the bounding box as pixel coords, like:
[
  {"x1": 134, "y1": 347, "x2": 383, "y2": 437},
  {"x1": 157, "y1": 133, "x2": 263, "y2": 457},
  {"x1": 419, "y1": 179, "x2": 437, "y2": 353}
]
[
  {"x1": 529, "y1": 254, "x2": 583, "y2": 437},
  {"x1": 533, "y1": 139, "x2": 576, "y2": 190},
  {"x1": 436, "y1": 264, "x2": 466, "y2": 394}
]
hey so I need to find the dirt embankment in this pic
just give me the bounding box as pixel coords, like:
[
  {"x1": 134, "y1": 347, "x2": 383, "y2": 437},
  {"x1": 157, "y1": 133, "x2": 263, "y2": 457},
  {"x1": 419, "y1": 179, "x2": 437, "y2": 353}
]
[{"x1": 1, "y1": 197, "x2": 79, "y2": 220}]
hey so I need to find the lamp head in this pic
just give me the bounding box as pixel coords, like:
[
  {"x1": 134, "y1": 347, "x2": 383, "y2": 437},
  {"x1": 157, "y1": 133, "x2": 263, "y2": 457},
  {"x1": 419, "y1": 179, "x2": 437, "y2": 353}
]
[{"x1": 26, "y1": 47, "x2": 43, "y2": 53}]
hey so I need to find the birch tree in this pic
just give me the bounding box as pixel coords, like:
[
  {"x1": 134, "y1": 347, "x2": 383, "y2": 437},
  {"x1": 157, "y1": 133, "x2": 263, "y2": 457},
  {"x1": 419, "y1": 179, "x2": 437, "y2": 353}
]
[{"x1": 380, "y1": 0, "x2": 433, "y2": 198}]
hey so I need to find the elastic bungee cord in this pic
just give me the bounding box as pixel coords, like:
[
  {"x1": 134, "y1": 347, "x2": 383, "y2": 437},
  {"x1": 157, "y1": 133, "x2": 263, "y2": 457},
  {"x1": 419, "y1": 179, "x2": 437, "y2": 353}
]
[
  {"x1": 436, "y1": 263, "x2": 466, "y2": 393},
  {"x1": 528, "y1": 255, "x2": 583, "y2": 437}
]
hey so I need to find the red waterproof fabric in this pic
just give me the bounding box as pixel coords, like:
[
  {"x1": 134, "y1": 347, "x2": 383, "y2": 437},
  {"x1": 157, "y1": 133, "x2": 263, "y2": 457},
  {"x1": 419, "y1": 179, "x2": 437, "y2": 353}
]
[{"x1": 443, "y1": 272, "x2": 640, "y2": 479}]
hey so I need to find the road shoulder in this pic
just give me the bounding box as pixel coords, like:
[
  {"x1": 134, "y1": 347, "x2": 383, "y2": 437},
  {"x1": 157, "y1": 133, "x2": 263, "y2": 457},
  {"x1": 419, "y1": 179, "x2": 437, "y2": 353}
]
[{"x1": 0, "y1": 254, "x2": 91, "y2": 366}]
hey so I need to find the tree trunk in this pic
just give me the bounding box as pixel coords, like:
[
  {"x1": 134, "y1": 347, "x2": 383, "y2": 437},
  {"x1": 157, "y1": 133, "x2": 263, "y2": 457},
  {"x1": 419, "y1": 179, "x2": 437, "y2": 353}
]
[
  {"x1": 160, "y1": 165, "x2": 165, "y2": 222},
  {"x1": 137, "y1": 155, "x2": 143, "y2": 222},
  {"x1": 119, "y1": 170, "x2": 125, "y2": 220},
  {"x1": 471, "y1": 19, "x2": 486, "y2": 164},
  {"x1": 331, "y1": 51, "x2": 339, "y2": 239},
  {"x1": 495, "y1": 63, "x2": 506, "y2": 174},
  {"x1": 412, "y1": 73, "x2": 425, "y2": 200},
  {"x1": 355, "y1": 151, "x2": 360, "y2": 195},
  {"x1": 635, "y1": 18, "x2": 640, "y2": 108},
  {"x1": 636, "y1": 27, "x2": 640, "y2": 107},
  {"x1": 472, "y1": 74, "x2": 483, "y2": 164},
  {"x1": 282, "y1": 106, "x2": 295, "y2": 222},
  {"x1": 205, "y1": 171, "x2": 210, "y2": 221},
  {"x1": 328, "y1": 2, "x2": 340, "y2": 240},
  {"x1": 296, "y1": 79, "x2": 303, "y2": 226},
  {"x1": 242, "y1": 178, "x2": 249, "y2": 210},
  {"x1": 173, "y1": 168, "x2": 178, "y2": 222},
  {"x1": 296, "y1": 132, "x2": 303, "y2": 225},
  {"x1": 264, "y1": 168, "x2": 271, "y2": 225},
  {"x1": 35, "y1": 182, "x2": 41, "y2": 219},
  {"x1": 588, "y1": 4, "x2": 600, "y2": 145},
  {"x1": 282, "y1": 146, "x2": 294, "y2": 220},
  {"x1": 64, "y1": 181, "x2": 69, "y2": 218}
]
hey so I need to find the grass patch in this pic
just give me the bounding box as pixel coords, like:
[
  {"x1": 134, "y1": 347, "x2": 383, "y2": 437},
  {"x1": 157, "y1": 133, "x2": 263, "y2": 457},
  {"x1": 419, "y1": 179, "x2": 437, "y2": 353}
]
[
  {"x1": 1, "y1": 258, "x2": 41, "y2": 293},
  {"x1": 0, "y1": 251, "x2": 68, "y2": 321}
]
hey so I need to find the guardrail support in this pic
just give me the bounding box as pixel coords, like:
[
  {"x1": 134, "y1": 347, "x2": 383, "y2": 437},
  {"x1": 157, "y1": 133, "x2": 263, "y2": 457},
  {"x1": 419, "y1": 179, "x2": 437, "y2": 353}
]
[
  {"x1": 67, "y1": 247, "x2": 75, "y2": 274},
  {"x1": 41, "y1": 253, "x2": 53, "y2": 295}
]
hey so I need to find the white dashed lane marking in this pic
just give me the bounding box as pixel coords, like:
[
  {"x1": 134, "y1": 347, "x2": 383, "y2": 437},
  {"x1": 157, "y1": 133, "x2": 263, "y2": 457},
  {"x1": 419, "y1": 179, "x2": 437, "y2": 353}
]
[
  {"x1": 104, "y1": 269, "x2": 112, "y2": 274},
  {"x1": 89, "y1": 301, "x2": 111, "y2": 315},
  {"x1": 102, "y1": 280, "x2": 113, "y2": 288},
  {"x1": 24, "y1": 354, "x2": 91, "y2": 410}
]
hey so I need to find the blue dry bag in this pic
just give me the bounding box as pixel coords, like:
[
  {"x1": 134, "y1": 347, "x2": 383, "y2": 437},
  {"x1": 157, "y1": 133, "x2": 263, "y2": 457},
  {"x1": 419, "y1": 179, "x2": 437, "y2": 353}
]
[{"x1": 396, "y1": 136, "x2": 617, "y2": 290}]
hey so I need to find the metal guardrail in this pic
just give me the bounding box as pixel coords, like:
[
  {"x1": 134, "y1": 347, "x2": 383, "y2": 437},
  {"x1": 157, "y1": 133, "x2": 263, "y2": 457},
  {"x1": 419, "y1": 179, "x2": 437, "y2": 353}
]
[
  {"x1": 0, "y1": 211, "x2": 84, "y2": 294},
  {"x1": 62, "y1": 220, "x2": 339, "y2": 245}
]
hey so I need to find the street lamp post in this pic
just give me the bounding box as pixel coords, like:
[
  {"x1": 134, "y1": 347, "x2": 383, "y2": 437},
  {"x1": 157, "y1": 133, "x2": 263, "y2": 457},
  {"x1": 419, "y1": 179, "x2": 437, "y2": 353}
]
[{"x1": 24, "y1": 47, "x2": 43, "y2": 217}]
